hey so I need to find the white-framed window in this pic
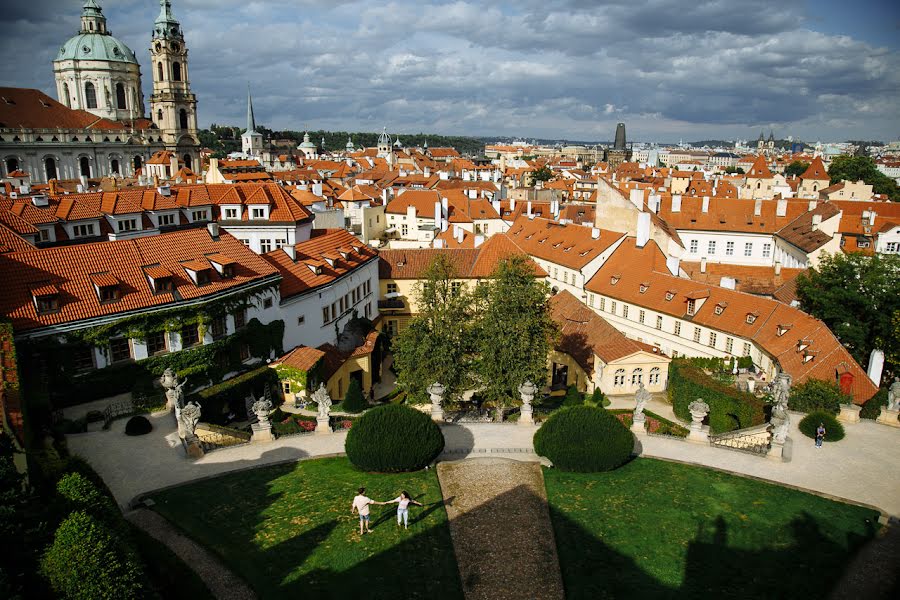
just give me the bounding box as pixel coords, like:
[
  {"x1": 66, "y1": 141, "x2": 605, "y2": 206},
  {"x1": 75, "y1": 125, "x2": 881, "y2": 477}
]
[
  {"x1": 693, "y1": 327, "x2": 701, "y2": 343},
  {"x1": 656, "y1": 315, "x2": 663, "y2": 330},
  {"x1": 386, "y1": 282, "x2": 398, "y2": 295},
  {"x1": 322, "y1": 305, "x2": 331, "y2": 324},
  {"x1": 708, "y1": 332, "x2": 717, "y2": 347},
  {"x1": 158, "y1": 213, "x2": 176, "y2": 226},
  {"x1": 117, "y1": 218, "x2": 137, "y2": 232},
  {"x1": 686, "y1": 299, "x2": 696, "y2": 316},
  {"x1": 191, "y1": 210, "x2": 208, "y2": 222},
  {"x1": 726, "y1": 241, "x2": 734, "y2": 256},
  {"x1": 725, "y1": 337, "x2": 734, "y2": 354},
  {"x1": 240, "y1": 239, "x2": 250, "y2": 247},
  {"x1": 73, "y1": 223, "x2": 95, "y2": 237},
  {"x1": 275, "y1": 239, "x2": 287, "y2": 249},
  {"x1": 224, "y1": 208, "x2": 238, "y2": 219},
  {"x1": 638, "y1": 310, "x2": 645, "y2": 324},
  {"x1": 744, "y1": 242, "x2": 753, "y2": 257},
  {"x1": 599, "y1": 297, "x2": 606, "y2": 312},
  {"x1": 674, "y1": 321, "x2": 682, "y2": 336},
  {"x1": 614, "y1": 369, "x2": 625, "y2": 386},
  {"x1": 743, "y1": 342, "x2": 751, "y2": 356},
  {"x1": 631, "y1": 368, "x2": 643, "y2": 385},
  {"x1": 563, "y1": 271, "x2": 569, "y2": 284},
  {"x1": 689, "y1": 239, "x2": 698, "y2": 253},
  {"x1": 885, "y1": 242, "x2": 898, "y2": 253},
  {"x1": 401, "y1": 224, "x2": 409, "y2": 236},
  {"x1": 251, "y1": 208, "x2": 265, "y2": 219},
  {"x1": 588, "y1": 293, "x2": 595, "y2": 307},
  {"x1": 623, "y1": 305, "x2": 629, "y2": 319},
  {"x1": 707, "y1": 240, "x2": 716, "y2": 254},
  {"x1": 611, "y1": 300, "x2": 617, "y2": 314},
  {"x1": 649, "y1": 367, "x2": 660, "y2": 385},
  {"x1": 762, "y1": 243, "x2": 772, "y2": 258},
  {"x1": 260, "y1": 239, "x2": 272, "y2": 253}
]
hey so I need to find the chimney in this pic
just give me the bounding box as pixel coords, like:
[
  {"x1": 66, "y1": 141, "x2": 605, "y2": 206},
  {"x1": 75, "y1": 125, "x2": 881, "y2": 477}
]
[
  {"x1": 591, "y1": 227, "x2": 600, "y2": 239},
  {"x1": 48, "y1": 179, "x2": 58, "y2": 196},
  {"x1": 170, "y1": 155, "x2": 180, "y2": 179},
  {"x1": 492, "y1": 199, "x2": 501, "y2": 214},
  {"x1": 31, "y1": 194, "x2": 49, "y2": 207},
  {"x1": 209, "y1": 157, "x2": 218, "y2": 173},
  {"x1": 442, "y1": 196, "x2": 449, "y2": 216},
  {"x1": 636, "y1": 212, "x2": 651, "y2": 248},
  {"x1": 649, "y1": 194, "x2": 660, "y2": 213},
  {"x1": 629, "y1": 188, "x2": 643, "y2": 209},
  {"x1": 776, "y1": 198, "x2": 787, "y2": 217},
  {"x1": 283, "y1": 245, "x2": 296, "y2": 261},
  {"x1": 424, "y1": 166, "x2": 431, "y2": 178},
  {"x1": 671, "y1": 194, "x2": 682, "y2": 213},
  {"x1": 433, "y1": 238, "x2": 444, "y2": 249},
  {"x1": 811, "y1": 214, "x2": 822, "y2": 231},
  {"x1": 665, "y1": 255, "x2": 680, "y2": 276},
  {"x1": 381, "y1": 188, "x2": 389, "y2": 205},
  {"x1": 527, "y1": 201, "x2": 533, "y2": 217},
  {"x1": 701, "y1": 196, "x2": 710, "y2": 213},
  {"x1": 775, "y1": 261, "x2": 782, "y2": 276},
  {"x1": 808, "y1": 199, "x2": 816, "y2": 212},
  {"x1": 434, "y1": 201, "x2": 442, "y2": 230},
  {"x1": 719, "y1": 276, "x2": 736, "y2": 290},
  {"x1": 754, "y1": 199, "x2": 762, "y2": 216},
  {"x1": 312, "y1": 182, "x2": 323, "y2": 197},
  {"x1": 869, "y1": 210, "x2": 876, "y2": 226},
  {"x1": 700, "y1": 257, "x2": 707, "y2": 273},
  {"x1": 456, "y1": 226, "x2": 464, "y2": 243},
  {"x1": 474, "y1": 234, "x2": 485, "y2": 248},
  {"x1": 207, "y1": 222, "x2": 220, "y2": 240},
  {"x1": 510, "y1": 197, "x2": 516, "y2": 211},
  {"x1": 153, "y1": 175, "x2": 160, "y2": 188}
]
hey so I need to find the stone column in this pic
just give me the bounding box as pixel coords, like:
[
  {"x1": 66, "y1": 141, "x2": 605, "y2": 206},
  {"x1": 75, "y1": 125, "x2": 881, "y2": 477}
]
[
  {"x1": 686, "y1": 399, "x2": 710, "y2": 444},
  {"x1": 427, "y1": 382, "x2": 445, "y2": 422},
  {"x1": 518, "y1": 380, "x2": 537, "y2": 426},
  {"x1": 250, "y1": 399, "x2": 274, "y2": 443},
  {"x1": 837, "y1": 403, "x2": 862, "y2": 424},
  {"x1": 875, "y1": 408, "x2": 900, "y2": 428}
]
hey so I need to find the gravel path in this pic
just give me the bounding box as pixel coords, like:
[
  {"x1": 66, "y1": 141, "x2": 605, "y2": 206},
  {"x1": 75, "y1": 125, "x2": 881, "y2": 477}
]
[
  {"x1": 126, "y1": 508, "x2": 256, "y2": 600},
  {"x1": 829, "y1": 521, "x2": 900, "y2": 600},
  {"x1": 437, "y1": 458, "x2": 565, "y2": 600}
]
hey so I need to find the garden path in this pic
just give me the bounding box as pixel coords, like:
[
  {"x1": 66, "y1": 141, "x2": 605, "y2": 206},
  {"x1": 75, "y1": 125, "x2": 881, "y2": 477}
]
[
  {"x1": 436, "y1": 458, "x2": 565, "y2": 600},
  {"x1": 127, "y1": 508, "x2": 256, "y2": 600}
]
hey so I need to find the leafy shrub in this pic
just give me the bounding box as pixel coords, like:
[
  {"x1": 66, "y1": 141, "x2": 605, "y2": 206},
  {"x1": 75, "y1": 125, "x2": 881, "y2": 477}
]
[
  {"x1": 345, "y1": 405, "x2": 444, "y2": 472},
  {"x1": 798, "y1": 411, "x2": 845, "y2": 442},
  {"x1": 562, "y1": 385, "x2": 583, "y2": 407},
  {"x1": 589, "y1": 388, "x2": 610, "y2": 407},
  {"x1": 668, "y1": 360, "x2": 765, "y2": 433},
  {"x1": 56, "y1": 472, "x2": 116, "y2": 517},
  {"x1": 342, "y1": 378, "x2": 367, "y2": 413},
  {"x1": 124, "y1": 416, "x2": 153, "y2": 436},
  {"x1": 534, "y1": 406, "x2": 634, "y2": 472},
  {"x1": 193, "y1": 366, "x2": 277, "y2": 424},
  {"x1": 42, "y1": 511, "x2": 144, "y2": 600},
  {"x1": 860, "y1": 388, "x2": 887, "y2": 420},
  {"x1": 788, "y1": 379, "x2": 849, "y2": 414}
]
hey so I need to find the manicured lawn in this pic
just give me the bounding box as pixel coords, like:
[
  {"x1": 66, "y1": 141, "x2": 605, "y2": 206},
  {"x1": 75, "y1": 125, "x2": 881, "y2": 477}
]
[
  {"x1": 150, "y1": 457, "x2": 462, "y2": 599},
  {"x1": 545, "y1": 458, "x2": 879, "y2": 599}
]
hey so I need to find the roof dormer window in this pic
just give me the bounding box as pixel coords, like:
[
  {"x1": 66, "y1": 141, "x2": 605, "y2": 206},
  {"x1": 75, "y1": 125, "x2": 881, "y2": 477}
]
[
  {"x1": 639, "y1": 283, "x2": 649, "y2": 294},
  {"x1": 714, "y1": 302, "x2": 727, "y2": 316},
  {"x1": 207, "y1": 254, "x2": 236, "y2": 279},
  {"x1": 797, "y1": 339, "x2": 811, "y2": 352},
  {"x1": 777, "y1": 324, "x2": 792, "y2": 337},
  {"x1": 746, "y1": 312, "x2": 758, "y2": 324},
  {"x1": 686, "y1": 299, "x2": 696, "y2": 316},
  {"x1": 665, "y1": 291, "x2": 675, "y2": 301},
  {"x1": 90, "y1": 273, "x2": 121, "y2": 304},
  {"x1": 181, "y1": 260, "x2": 212, "y2": 286},
  {"x1": 610, "y1": 275, "x2": 620, "y2": 285},
  {"x1": 31, "y1": 283, "x2": 61, "y2": 315},
  {"x1": 802, "y1": 350, "x2": 817, "y2": 363}
]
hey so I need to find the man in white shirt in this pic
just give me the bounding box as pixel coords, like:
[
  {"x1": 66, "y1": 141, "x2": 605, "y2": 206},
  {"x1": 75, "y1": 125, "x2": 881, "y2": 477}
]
[{"x1": 351, "y1": 487, "x2": 380, "y2": 535}]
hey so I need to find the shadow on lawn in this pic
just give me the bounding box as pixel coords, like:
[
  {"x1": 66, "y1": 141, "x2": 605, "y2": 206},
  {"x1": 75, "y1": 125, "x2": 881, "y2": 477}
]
[{"x1": 552, "y1": 506, "x2": 877, "y2": 600}]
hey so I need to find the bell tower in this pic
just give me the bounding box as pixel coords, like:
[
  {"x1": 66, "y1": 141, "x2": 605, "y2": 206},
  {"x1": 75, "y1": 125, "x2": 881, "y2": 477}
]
[{"x1": 149, "y1": 0, "x2": 199, "y2": 171}]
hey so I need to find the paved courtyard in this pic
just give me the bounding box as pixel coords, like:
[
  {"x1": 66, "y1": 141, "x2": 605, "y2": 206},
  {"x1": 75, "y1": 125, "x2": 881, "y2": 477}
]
[{"x1": 67, "y1": 409, "x2": 900, "y2": 516}]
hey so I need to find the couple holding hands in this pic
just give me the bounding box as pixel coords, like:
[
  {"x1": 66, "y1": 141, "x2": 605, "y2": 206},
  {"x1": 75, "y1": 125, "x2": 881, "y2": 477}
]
[{"x1": 351, "y1": 487, "x2": 423, "y2": 534}]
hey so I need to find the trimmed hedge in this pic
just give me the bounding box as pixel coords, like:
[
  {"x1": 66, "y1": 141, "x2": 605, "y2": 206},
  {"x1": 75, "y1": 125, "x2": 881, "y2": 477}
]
[
  {"x1": 342, "y1": 378, "x2": 367, "y2": 414},
  {"x1": 56, "y1": 472, "x2": 117, "y2": 518},
  {"x1": 41, "y1": 511, "x2": 144, "y2": 600},
  {"x1": 124, "y1": 416, "x2": 153, "y2": 436},
  {"x1": 534, "y1": 406, "x2": 634, "y2": 472},
  {"x1": 860, "y1": 388, "x2": 887, "y2": 420},
  {"x1": 562, "y1": 385, "x2": 584, "y2": 407},
  {"x1": 345, "y1": 405, "x2": 444, "y2": 472},
  {"x1": 669, "y1": 360, "x2": 765, "y2": 434},
  {"x1": 788, "y1": 379, "x2": 849, "y2": 414},
  {"x1": 799, "y1": 411, "x2": 845, "y2": 443},
  {"x1": 193, "y1": 366, "x2": 278, "y2": 424}
]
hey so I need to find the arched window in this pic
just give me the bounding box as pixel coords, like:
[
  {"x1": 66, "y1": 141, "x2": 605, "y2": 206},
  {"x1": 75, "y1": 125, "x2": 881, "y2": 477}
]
[
  {"x1": 631, "y1": 368, "x2": 643, "y2": 386},
  {"x1": 89, "y1": 22, "x2": 94, "y2": 31},
  {"x1": 613, "y1": 369, "x2": 625, "y2": 387},
  {"x1": 45, "y1": 157, "x2": 58, "y2": 181},
  {"x1": 133, "y1": 156, "x2": 142, "y2": 170},
  {"x1": 173, "y1": 62, "x2": 182, "y2": 81},
  {"x1": 79, "y1": 157, "x2": 90, "y2": 178},
  {"x1": 84, "y1": 82, "x2": 97, "y2": 109},
  {"x1": 115, "y1": 83, "x2": 127, "y2": 110},
  {"x1": 756, "y1": 181, "x2": 761, "y2": 189},
  {"x1": 5, "y1": 157, "x2": 18, "y2": 175},
  {"x1": 157, "y1": 62, "x2": 164, "y2": 81},
  {"x1": 63, "y1": 83, "x2": 71, "y2": 108},
  {"x1": 179, "y1": 109, "x2": 188, "y2": 130},
  {"x1": 649, "y1": 367, "x2": 660, "y2": 385},
  {"x1": 182, "y1": 154, "x2": 192, "y2": 171},
  {"x1": 156, "y1": 109, "x2": 163, "y2": 123},
  {"x1": 110, "y1": 159, "x2": 120, "y2": 174}
]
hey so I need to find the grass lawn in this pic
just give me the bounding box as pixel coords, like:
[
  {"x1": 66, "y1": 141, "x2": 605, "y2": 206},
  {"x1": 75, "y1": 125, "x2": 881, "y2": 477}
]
[
  {"x1": 150, "y1": 457, "x2": 462, "y2": 599},
  {"x1": 545, "y1": 458, "x2": 879, "y2": 599}
]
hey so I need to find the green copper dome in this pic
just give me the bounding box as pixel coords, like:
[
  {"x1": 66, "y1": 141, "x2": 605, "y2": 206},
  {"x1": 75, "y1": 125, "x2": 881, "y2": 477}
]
[{"x1": 54, "y1": 33, "x2": 139, "y2": 64}]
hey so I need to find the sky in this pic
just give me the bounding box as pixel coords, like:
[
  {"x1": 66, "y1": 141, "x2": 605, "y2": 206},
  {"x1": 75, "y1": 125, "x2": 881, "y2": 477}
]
[{"x1": 1, "y1": 0, "x2": 898, "y2": 143}]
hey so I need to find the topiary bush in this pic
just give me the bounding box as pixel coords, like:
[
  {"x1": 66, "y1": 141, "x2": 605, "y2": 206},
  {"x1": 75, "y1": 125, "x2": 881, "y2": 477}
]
[
  {"x1": 56, "y1": 472, "x2": 116, "y2": 517},
  {"x1": 41, "y1": 511, "x2": 144, "y2": 600},
  {"x1": 860, "y1": 388, "x2": 887, "y2": 420},
  {"x1": 342, "y1": 378, "x2": 368, "y2": 414},
  {"x1": 789, "y1": 379, "x2": 849, "y2": 414},
  {"x1": 562, "y1": 385, "x2": 583, "y2": 407},
  {"x1": 345, "y1": 404, "x2": 444, "y2": 472},
  {"x1": 124, "y1": 415, "x2": 153, "y2": 436},
  {"x1": 533, "y1": 406, "x2": 634, "y2": 472},
  {"x1": 798, "y1": 411, "x2": 845, "y2": 442},
  {"x1": 589, "y1": 388, "x2": 610, "y2": 407}
]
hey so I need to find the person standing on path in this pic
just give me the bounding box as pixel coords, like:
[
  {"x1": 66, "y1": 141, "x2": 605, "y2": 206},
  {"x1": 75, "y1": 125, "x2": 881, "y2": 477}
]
[
  {"x1": 815, "y1": 423, "x2": 826, "y2": 448},
  {"x1": 384, "y1": 491, "x2": 423, "y2": 529},
  {"x1": 351, "y1": 487, "x2": 378, "y2": 534}
]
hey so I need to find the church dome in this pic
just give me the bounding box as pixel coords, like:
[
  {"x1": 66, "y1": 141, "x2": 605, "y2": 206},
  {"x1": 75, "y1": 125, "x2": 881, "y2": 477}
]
[
  {"x1": 55, "y1": 33, "x2": 139, "y2": 64},
  {"x1": 299, "y1": 132, "x2": 316, "y2": 149}
]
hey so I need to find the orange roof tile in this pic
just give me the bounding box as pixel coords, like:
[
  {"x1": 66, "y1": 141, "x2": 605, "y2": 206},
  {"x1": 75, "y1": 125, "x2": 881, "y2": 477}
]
[
  {"x1": 800, "y1": 157, "x2": 830, "y2": 181},
  {"x1": 275, "y1": 345, "x2": 325, "y2": 372}
]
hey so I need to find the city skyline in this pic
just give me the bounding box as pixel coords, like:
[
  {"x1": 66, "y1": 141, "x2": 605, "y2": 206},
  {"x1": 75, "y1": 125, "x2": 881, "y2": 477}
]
[{"x1": 1, "y1": 0, "x2": 898, "y2": 142}]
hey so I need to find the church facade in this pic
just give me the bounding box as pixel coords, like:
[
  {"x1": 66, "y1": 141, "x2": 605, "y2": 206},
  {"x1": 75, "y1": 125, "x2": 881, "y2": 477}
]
[{"x1": 0, "y1": 0, "x2": 199, "y2": 184}]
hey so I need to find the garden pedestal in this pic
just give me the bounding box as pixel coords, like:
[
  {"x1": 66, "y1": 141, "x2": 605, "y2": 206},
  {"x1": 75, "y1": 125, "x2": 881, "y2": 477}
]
[
  {"x1": 767, "y1": 438, "x2": 789, "y2": 462},
  {"x1": 876, "y1": 408, "x2": 900, "y2": 428},
  {"x1": 686, "y1": 425, "x2": 709, "y2": 444},
  {"x1": 837, "y1": 404, "x2": 861, "y2": 424},
  {"x1": 251, "y1": 423, "x2": 274, "y2": 443},
  {"x1": 518, "y1": 404, "x2": 534, "y2": 426},
  {"x1": 630, "y1": 414, "x2": 646, "y2": 435},
  {"x1": 184, "y1": 435, "x2": 205, "y2": 459},
  {"x1": 315, "y1": 415, "x2": 332, "y2": 434}
]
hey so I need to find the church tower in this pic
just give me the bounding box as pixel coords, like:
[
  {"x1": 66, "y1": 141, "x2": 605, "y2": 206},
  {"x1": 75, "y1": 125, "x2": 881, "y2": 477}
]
[
  {"x1": 149, "y1": 0, "x2": 199, "y2": 171},
  {"x1": 241, "y1": 88, "x2": 263, "y2": 157}
]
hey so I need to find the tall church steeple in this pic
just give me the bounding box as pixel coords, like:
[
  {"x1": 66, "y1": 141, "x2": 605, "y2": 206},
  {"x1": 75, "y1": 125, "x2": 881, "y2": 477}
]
[
  {"x1": 149, "y1": 0, "x2": 199, "y2": 170},
  {"x1": 80, "y1": 0, "x2": 108, "y2": 34},
  {"x1": 241, "y1": 88, "x2": 263, "y2": 157}
]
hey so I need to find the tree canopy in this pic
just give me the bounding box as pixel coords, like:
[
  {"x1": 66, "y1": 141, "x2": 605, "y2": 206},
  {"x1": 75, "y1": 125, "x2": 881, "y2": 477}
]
[
  {"x1": 784, "y1": 161, "x2": 809, "y2": 178},
  {"x1": 827, "y1": 156, "x2": 900, "y2": 201},
  {"x1": 796, "y1": 252, "x2": 900, "y2": 381},
  {"x1": 530, "y1": 165, "x2": 554, "y2": 183}
]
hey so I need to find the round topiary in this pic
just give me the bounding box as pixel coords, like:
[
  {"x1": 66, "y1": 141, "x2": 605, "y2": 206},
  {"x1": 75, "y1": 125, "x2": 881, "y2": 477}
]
[
  {"x1": 345, "y1": 404, "x2": 444, "y2": 472},
  {"x1": 124, "y1": 415, "x2": 153, "y2": 436},
  {"x1": 534, "y1": 406, "x2": 634, "y2": 472},
  {"x1": 798, "y1": 411, "x2": 845, "y2": 442}
]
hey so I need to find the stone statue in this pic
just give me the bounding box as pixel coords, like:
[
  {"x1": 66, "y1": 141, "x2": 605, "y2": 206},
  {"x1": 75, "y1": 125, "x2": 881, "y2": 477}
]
[
  {"x1": 427, "y1": 382, "x2": 446, "y2": 422},
  {"x1": 634, "y1": 383, "x2": 650, "y2": 419},
  {"x1": 312, "y1": 383, "x2": 332, "y2": 419},
  {"x1": 888, "y1": 377, "x2": 900, "y2": 412},
  {"x1": 518, "y1": 380, "x2": 537, "y2": 426},
  {"x1": 179, "y1": 401, "x2": 201, "y2": 439},
  {"x1": 772, "y1": 373, "x2": 791, "y2": 410},
  {"x1": 770, "y1": 394, "x2": 790, "y2": 445},
  {"x1": 686, "y1": 399, "x2": 710, "y2": 443},
  {"x1": 252, "y1": 398, "x2": 273, "y2": 428},
  {"x1": 161, "y1": 368, "x2": 188, "y2": 410}
]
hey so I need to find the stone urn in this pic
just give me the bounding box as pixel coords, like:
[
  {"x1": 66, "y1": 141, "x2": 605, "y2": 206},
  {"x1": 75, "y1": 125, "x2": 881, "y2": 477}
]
[
  {"x1": 427, "y1": 382, "x2": 445, "y2": 422},
  {"x1": 687, "y1": 399, "x2": 710, "y2": 444},
  {"x1": 518, "y1": 380, "x2": 537, "y2": 426}
]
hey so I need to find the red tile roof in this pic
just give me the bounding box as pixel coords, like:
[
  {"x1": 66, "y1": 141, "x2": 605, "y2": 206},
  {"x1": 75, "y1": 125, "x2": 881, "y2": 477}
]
[
  {"x1": 505, "y1": 217, "x2": 624, "y2": 270},
  {"x1": 800, "y1": 157, "x2": 830, "y2": 181},
  {"x1": 275, "y1": 345, "x2": 325, "y2": 372},
  {"x1": 746, "y1": 155, "x2": 773, "y2": 179}
]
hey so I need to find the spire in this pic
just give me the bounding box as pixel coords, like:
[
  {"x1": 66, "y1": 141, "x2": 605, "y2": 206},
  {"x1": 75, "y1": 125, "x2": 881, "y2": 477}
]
[
  {"x1": 154, "y1": 0, "x2": 182, "y2": 39},
  {"x1": 79, "y1": 0, "x2": 107, "y2": 34},
  {"x1": 245, "y1": 87, "x2": 256, "y2": 133}
]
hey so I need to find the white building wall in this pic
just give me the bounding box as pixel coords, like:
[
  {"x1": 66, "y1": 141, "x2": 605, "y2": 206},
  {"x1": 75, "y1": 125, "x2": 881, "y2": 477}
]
[{"x1": 679, "y1": 230, "x2": 777, "y2": 266}]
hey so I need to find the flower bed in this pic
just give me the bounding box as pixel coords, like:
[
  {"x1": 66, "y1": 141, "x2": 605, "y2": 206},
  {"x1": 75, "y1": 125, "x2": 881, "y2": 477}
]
[{"x1": 608, "y1": 409, "x2": 689, "y2": 438}]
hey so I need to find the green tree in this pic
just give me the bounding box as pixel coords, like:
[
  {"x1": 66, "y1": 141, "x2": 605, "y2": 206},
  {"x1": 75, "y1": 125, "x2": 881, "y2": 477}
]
[
  {"x1": 392, "y1": 255, "x2": 474, "y2": 403},
  {"x1": 788, "y1": 379, "x2": 851, "y2": 414},
  {"x1": 784, "y1": 161, "x2": 809, "y2": 178},
  {"x1": 530, "y1": 165, "x2": 553, "y2": 183},
  {"x1": 828, "y1": 155, "x2": 900, "y2": 201},
  {"x1": 342, "y1": 378, "x2": 367, "y2": 413},
  {"x1": 474, "y1": 255, "x2": 558, "y2": 420},
  {"x1": 562, "y1": 384, "x2": 583, "y2": 406},
  {"x1": 724, "y1": 166, "x2": 744, "y2": 174},
  {"x1": 796, "y1": 252, "x2": 900, "y2": 380}
]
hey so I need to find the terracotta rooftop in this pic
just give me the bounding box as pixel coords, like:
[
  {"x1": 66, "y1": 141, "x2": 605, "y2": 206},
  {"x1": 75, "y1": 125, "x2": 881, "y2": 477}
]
[
  {"x1": 275, "y1": 345, "x2": 325, "y2": 372},
  {"x1": 505, "y1": 217, "x2": 624, "y2": 271}
]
